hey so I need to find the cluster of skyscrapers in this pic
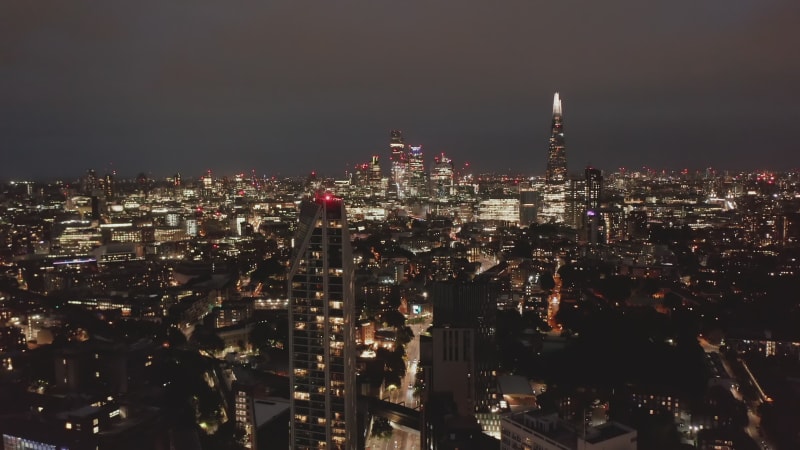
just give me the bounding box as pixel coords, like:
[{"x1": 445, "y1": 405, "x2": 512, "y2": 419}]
[
  {"x1": 285, "y1": 92, "x2": 592, "y2": 449},
  {"x1": 523, "y1": 93, "x2": 606, "y2": 244},
  {"x1": 383, "y1": 131, "x2": 455, "y2": 200},
  {"x1": 3, "y1": 86, "x2": 800, "y2": 450}
]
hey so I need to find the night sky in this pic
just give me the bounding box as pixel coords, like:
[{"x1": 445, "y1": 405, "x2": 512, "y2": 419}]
[{"x1": 1, "y1": 1, "x2": 799, "y2": 180}]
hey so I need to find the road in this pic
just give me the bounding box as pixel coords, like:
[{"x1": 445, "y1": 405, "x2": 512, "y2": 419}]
[
  {"x1": 365, "y1": 421, "x2": 420, "y2": 450},
  {"x1": 402, "y1": 321, "x2": 427, "y2": 407},
  {"x1": 374, "y1": 318, "x2": 429, "y2": 450},
  {"x1": 547, "y1": 274, "x2": 563, "y2": 332},
  {"x1": 386, "y1": 320, "x2": 428, "y2": 408},
  {"x1": 698, "y1": 337, "x2": 773, "y2": 449}
]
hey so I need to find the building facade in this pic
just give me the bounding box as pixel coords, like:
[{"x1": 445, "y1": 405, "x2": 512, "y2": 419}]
[
  {"x1": 519, "y1": 185, "x2": 540, "y2": 227},
  {"x1": 289, "y1": 195, "x2": 357, "y2": 450},
  {"x1": 430, "y1": 280, "x2": 501, "y2": 437},
  {"x1": 546, "y1": 93, "x2": 567, "y2": 185},
  {"x1": 407, "y1": 145, "x2": 427, "y2": 198},
  {"x1": 389, "y1": 130, "x2": 407, "y2": 198},
  {"x1": 431, "y1": 153, "x2": 455, "y2": 201},
  {"x1": 501, "y1": 410, "x2": 637, "y2": 450},
  {"x1": 539, "y1": 93, "x2": 569, "y2": 224}
]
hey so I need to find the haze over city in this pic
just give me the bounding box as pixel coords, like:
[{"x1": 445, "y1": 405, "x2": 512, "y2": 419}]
[
  {"x1": 3, "y1": 3, "x2": 800, "y2": 450},
  {"x1": 2, "y1": 0, "x2": 800, "y2": 180}
]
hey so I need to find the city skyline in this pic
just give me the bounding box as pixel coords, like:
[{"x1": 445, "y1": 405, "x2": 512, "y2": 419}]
[
  {"x1": 3, "y1": 3, "x2": 800, "y2": 449},
  {"x1": 2, "y1": 126, "x2": 800, "y2": 449},
  {"x1": 2, "y1": 1, "x2": 799, "y2": 180}
]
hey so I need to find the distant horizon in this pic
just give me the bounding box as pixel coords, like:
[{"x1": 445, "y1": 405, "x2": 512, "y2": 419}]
[
  {"x1": 2, "y1": 161, "x2": 798, "y2": 185},
  {"x1": 2, "y1": 1, "x2": 799, "y2": 182}
]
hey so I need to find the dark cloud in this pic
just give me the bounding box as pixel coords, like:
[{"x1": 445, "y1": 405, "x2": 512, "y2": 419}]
[{"x1": 1, "y1": 0, "x2": 799, "y2": 180}]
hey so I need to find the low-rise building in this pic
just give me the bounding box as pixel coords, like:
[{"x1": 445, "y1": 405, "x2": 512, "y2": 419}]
[{"x1": 501, "y1": 410, "x2": 636, "y2": 450}]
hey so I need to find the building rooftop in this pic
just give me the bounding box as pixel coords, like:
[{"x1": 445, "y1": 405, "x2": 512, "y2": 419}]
[
  {"x1": 253, "y1": 397, "x2": 290, "y2": 428},
  {"x1": 497, "y1": 375, "x2": 533, "y2": 396},
  {"x1": 584, "y1": 421, "x2": 636, "y2": 444},
  {"x1": 504, "y1": 409, "x2": 636, "y2": 449}
]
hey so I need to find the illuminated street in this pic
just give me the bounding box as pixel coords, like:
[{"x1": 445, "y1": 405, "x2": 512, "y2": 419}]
[
  {"x1": 699, "y1": 337, "x2": 774, "y2": 449},
  {"x1": 547, "y1": 273, "x2": 563, "y2": 332},
  {"x1": 369, "y1": 316, "x2": 429, "y2": 449},
  {"x1": 365, "y1": 422, "x2": 420, "y2": 450}
]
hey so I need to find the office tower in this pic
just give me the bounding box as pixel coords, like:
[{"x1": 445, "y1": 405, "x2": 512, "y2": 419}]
[
  {"x1": 564, "y1": 177, "x2": 586, "y2": 229},
  {"x1": 90, "y1": 195, "x2": 101, "y2": 221},
  {"x1": 351, "y1": 156, "x2": 383, "y2": 195},
  {"x1": 407, "y1": 145, "x2": 427, "y2": 197},
  {"x1": 201, "y1": 170, "x2": 214, "y2": 197},
  {"x1": 545, "y1": 93, "x2": 567, "y2": 185},
  {"x1": 519, "y1": 184, "x2": 540, "y2": 227},
  {"x1": 585, "y1": 167, "x2": 602, "y2": 211},
  {"x1": 429, "y1": 279, "x2": 500, "y2": 437},
  {"x1": 103, "y1": 173, "x2": 114, "y2": 199},
  {"x1": 389, "y1": 130, "x2": 407, "y2": 198},
  {"x1": 289, "y1": 194, "x2": 356, "y2": 450},
  {"x1": 477, "y1": 198, "x2": 520, "y2": 224},
  {"x1": 539, "y1": 93, "x2": 569, "y2": 224},
  {"x1": 82, "y1": 169, "x2": 99, "y2": 195},
  {"x1": 368, "y1": 155, "x2": 382, "y2": 187},
  {"x1": 351, "y1": 162, "x2": 370, "y2": 187},
  {"x1": 431, "y1": 153, "x2": 455, "y2": 200},
  {"x1": 583, "y1": 168, "x2": 604, "y2": 244}
]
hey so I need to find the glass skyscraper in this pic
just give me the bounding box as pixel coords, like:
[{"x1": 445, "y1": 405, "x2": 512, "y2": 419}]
[
  {"x1": 539, "y1": 92, "x2": 568, "y2": 224},
  {"x1": 389, "y1": 130, "x2": 407, "y2": 198},
  {"x1": 545, "y1": 92, "x2": 567, "y2": 185}
]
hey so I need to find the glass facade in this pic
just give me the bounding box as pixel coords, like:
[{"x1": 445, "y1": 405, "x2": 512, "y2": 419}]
[{"x1": 546, "y1": 93, "x2": 567, "y2": 185}]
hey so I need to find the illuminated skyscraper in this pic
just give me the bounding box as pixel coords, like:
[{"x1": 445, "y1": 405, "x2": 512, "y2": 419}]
[
  {"x1": 584, "y1": 168, "x2": 604, "y2": 244},
  {"x1": 407, "y1": 145, "x2": 427, "y2": 197},
  {"x1": 289, "y1": 194, "x2": 356, "y2": 450},
  {"x1": 564, "y1": 178, "x2": 586, "y2": 229},
  {"x1": 82, "y1": 169, "x2": 99, "y2": 195},
  {"x1": 585, "y1": 167, "x2": 602, "y2": 211},
  {"x1": 431, "y1": 153, "x2": 455, "y2": 200},
  {"x1": 352, "y1": 156, "x2": 385, "y2": 196},
  {"x1": 519, "y1": 183, "x2": 540, "y2": 227},
  {"x1": 368, "y1": 155, "x2": 382, "y2": 187},
  {"x1": 102, "y1": 173, "x2": 114, "y2": 199},
  {"x1": 389, "y1": 130, "x2": 407, "y2": 198},
  {"x1": 546, "y1": 93, "x2": 567, "y2": 184},
  {"x1": 538, "y1": 93, "x2": 568, "y2": 223}
]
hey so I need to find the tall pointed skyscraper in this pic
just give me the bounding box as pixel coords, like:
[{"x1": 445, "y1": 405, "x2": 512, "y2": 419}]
[
  {"x1": 539, "y1": 93, "x2": 569, "y2": 223},
  {"x1": 545, "y1": 92, "x2": 567, "y2": 184},
  {"x1": 289, "y1": 194, "x2": 356, "y2": 450}
]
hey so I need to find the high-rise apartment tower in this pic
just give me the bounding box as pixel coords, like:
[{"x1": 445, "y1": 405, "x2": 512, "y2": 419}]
[
  {"x1": 289, "y1": 194, "x2": 356, "y2": 450},
  {"x1": 585, "y1": 167, "x2": 602, "y2": 211}
]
